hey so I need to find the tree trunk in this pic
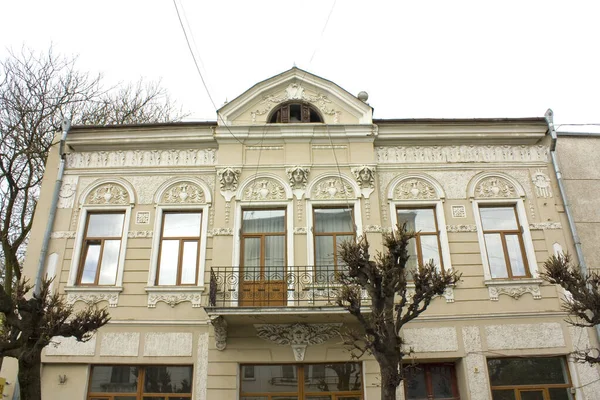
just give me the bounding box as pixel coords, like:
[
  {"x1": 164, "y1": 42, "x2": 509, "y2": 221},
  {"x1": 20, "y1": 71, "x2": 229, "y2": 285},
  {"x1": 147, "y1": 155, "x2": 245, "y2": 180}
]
[
  {"x1": 18, "y1": 350, "x2": 42, "y2": 400},
  {"x1": 380, "y1": 364, "x2": 398, "y2": 400}
]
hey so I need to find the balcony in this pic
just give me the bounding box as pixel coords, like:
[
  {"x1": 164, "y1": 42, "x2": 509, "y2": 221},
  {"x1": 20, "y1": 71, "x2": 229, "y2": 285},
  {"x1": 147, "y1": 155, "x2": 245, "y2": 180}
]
[{"x1": 207, "y1": 265, "x2": 368, "y2": 324}]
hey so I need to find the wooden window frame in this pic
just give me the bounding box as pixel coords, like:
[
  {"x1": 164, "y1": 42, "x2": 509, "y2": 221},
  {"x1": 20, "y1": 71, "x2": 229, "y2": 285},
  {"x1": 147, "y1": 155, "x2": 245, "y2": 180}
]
[
  {"x1": 239, "y1": 363, "x2": 363, "y2": 400},
  {"x1": 487, "y1": 357, "x2": 573, "y2": 399},
  {"x1": 403, "y1": 362, "x2": 460, "y2": 400},
  {"x1": 396, "y1": 206, "x2": 445, "y2": 271},
  {"x1": 479, "y1": 205, "x2": 531, "y2": 279},
  {"x1": 86, "y1": 365, "x2": 193, "y2": 400},
  {"x1": 268, "y1": 102, "x2": 324, "y2": 123},
  {"x1": 240, "y1": 208, "x2": 288, "y2": 280},
  {"x1": 76, "y1": 211, "x2": 125, "y2": 286},
  {"x1": 155, "y1": 211, "x2": 202, "y2": 286},
  {"x1": 312, "y1": 206, "x2": 356, "y2": 273}
]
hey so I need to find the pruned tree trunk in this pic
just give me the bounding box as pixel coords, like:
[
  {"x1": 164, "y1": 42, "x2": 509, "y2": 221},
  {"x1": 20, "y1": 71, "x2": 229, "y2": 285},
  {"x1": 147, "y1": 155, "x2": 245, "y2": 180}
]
[{"x1": 18, "y1": 349, "x2": 42, "y2": 400}]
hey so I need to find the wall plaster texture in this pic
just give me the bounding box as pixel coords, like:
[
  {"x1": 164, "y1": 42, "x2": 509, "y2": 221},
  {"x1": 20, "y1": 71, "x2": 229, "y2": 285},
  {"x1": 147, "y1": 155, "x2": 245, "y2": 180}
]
[
  {"x1": 402, "y1": 327, "x2": 458, "y2": 352},
  {"x1": 45, "y1": 335, "x2": 96, "y2": 356},
  {"x1": 569, "y1": 327, "x2": 600, "y2": 399},
  {"x1": 99, "y1": 332, "x2": 140, "y2": 356},
  {"x1": 195, "y1": 332, "x2": 209, "y2": 400},
  {"x1": 462, "y1": 326, "x2": 491, "y2": 400},
  {"x1": 485, "y1": 323, "x2": 565, "y2": 350},
  {"x1": 144, "y1": 332, "x2": 193, "y2": 357}
]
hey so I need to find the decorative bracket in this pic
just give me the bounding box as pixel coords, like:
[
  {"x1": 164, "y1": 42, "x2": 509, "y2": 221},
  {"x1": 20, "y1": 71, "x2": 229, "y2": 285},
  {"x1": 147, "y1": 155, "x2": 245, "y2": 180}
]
[
  {"x1": 211, "y1": 316, "x2": 228, "y2": 350},
  {"x1": 254, "y1": 323, "x2": 341, "y2": 361}
]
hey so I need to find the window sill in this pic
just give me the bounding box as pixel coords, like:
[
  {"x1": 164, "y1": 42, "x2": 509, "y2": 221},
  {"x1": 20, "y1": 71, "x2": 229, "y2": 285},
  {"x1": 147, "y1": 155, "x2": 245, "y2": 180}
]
[
  {"x1": 64, "y1": 286, "x2": 123, "y2": 308},
  {"x1": 145, "y1": 286, "x2": 204, "y2": 308},
  {"x1": 484, "y1": 279, "x2": 543, "y2": 301}
]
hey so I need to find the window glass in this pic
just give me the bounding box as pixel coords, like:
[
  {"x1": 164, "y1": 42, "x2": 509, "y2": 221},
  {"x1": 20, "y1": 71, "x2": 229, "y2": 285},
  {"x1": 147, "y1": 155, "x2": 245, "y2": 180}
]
[
  {"x1": 314, "y1": 208, "x2": 353, "y2": 233},
  {"x1": 98, "y1": 240, "x2": 121, "y2": 285},
  {"x1": 420, "y1": 235, "x2": 441, "y2": 267},
  {"x1": 81, "y1": 244, "x2": 101, "y2": 284},
  {"x1": 487, "y1": 358, "x2": 569, "y2": 386},
  {"x1": 505, "y1": 235, "x2": 526, "y2": 277},
  {"x1": 243, "y1": 210, "x2": 285, "y2": 233},
  {"x1": 484, "y1": 234, "x2": 509, "y2": 279},
  {"x1": 241, "y1": 365, "x2": 294, "y2": 393},
  {"x1": 158, "y1": 240, "x2": 179, "y2": 285},
  {"x1": 87, "y1": 213, "x2": 125, "y2": 237},
  {"x1": 480, "y1": 207, "x2": 518, "y2": 231},
  {"x1": 181, "y1": 241, "x2": 199, "y2": 284},
  {"x1": 90, "y1": 366, "x2": 138, "y2": 393},
  {"x1": 163, "y1": 213, "x2": 201, "y2": 237},
  {"x1": 157, "y1": 212, "x2": 202, "y2": 285},
  {"x1": 143, "y1": 366, "x2": 193, "y2": 393},
  {"x1": 397, "y1": 209, "x2": 436, "y2": 232},
  {"x1": 404, "y1": 364, "x2": 458, "y2": 400},
  {"x1": 304, "y1": 363, "x2": 362, "y2": 392}
]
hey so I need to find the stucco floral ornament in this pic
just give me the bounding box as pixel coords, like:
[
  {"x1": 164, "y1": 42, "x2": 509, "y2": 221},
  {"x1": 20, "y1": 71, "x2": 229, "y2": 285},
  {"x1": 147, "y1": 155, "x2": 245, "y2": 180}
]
[
  {"x1": 531, "y1": 169, "x2": 552, "y2": 198},
  {"x1": 254, "y1": 323, "x2": 341, "y2": 361},
  {"x1": 351, "y1": 166, "x2": 375, "y2": 198},
  {"x1": 217, "y1": 167, "x2": 240, "y2": 202},
  {"x1": 475, "y1": 177, "x2": 516, "y2": 198},
  {"x1": 287, "y1": 166, "x2": 310, "y2": 199}
]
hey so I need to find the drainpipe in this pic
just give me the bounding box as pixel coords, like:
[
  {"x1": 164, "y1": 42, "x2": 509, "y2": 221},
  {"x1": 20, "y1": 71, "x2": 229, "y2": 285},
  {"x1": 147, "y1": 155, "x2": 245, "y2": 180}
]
[
  {"x1": 545, "y1": 109, "x2": 600, "y2": 344},
  {"x1": 33, "y1": 118, "x2": 71, "y2": 297}
]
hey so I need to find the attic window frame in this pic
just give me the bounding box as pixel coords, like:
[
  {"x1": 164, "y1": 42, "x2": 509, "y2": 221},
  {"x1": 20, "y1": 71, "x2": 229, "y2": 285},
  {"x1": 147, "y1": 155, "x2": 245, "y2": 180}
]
[{"x1": 268, "y1": 102, "x2": 323, "y2": 123}]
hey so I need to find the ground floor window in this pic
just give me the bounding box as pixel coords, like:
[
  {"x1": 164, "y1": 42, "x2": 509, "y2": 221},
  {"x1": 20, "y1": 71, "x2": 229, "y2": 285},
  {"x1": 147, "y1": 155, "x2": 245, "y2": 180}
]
[
  {"x1": 240, "y1": 363, "x2": 363, "y2": 399},
  {"x1": 404, "y1": 363, "x2": 460, "y2": 399},
  {"x1": 87, "y1": 365, "x2": 192, "y2": 400},
  {"x1": 487, "y1": 357, "x2": 573, "y2": 400}
]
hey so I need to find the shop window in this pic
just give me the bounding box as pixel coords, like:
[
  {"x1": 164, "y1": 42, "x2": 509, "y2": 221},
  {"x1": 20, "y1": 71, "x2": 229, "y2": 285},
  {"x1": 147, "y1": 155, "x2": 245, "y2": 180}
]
[
  {"x1": 268, "y1": 103, "x2": 323, "y2": 123},
  {"x1": 240, "y1": 363, "x2": 363, "y2": 399},
  {"x1": 404, "y1": 363, "x2": 460, "y2": 400},
  {"x1": 487, "y1": 357, "x2": 573, "y2": 400},
  {"x1": 156, "y1": 211, "x2": 202, "y2": 285},
  {"x1": 77, "y1": 212, "x2": 125, "y2": 285},
  {"x1": 87, "y1": 365, "x2": 192, "y2": 400}
]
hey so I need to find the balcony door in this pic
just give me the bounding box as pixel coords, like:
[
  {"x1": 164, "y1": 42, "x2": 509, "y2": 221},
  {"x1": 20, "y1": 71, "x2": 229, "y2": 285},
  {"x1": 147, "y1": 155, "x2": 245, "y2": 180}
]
[{"x1": 240, "y1": 209, "x2": 286, "y2": 306}]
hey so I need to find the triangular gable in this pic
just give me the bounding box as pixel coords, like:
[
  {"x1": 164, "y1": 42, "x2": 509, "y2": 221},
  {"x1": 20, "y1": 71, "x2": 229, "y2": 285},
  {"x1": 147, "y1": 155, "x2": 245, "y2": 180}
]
[{"x1": 218, "y1": 67, "x2": 373, "y2": 126}]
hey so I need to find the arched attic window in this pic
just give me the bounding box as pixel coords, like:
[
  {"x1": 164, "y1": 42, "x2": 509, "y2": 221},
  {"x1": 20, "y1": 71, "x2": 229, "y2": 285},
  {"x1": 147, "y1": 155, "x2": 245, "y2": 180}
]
[{"x1": 268, "y1": 102, "x2": 323, "y2": 123}]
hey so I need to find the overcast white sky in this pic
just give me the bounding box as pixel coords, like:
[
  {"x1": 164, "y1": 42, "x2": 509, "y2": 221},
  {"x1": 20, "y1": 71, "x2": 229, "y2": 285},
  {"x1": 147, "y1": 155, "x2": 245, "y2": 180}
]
[{"x1": 1, "y1": 1, "x2": 599, "y2": 131}]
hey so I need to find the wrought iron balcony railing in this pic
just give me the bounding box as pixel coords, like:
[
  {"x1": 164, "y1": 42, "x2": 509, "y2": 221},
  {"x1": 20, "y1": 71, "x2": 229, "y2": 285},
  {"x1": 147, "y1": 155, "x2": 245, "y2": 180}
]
[{"x1": 209, "y1": 266, "x2": 362, "y2": 307}]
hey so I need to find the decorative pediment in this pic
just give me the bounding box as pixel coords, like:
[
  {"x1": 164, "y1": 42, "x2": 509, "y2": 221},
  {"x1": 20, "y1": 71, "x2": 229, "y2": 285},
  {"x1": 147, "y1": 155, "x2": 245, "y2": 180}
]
[
  {"x1": 218, "y1": 68, "x2": 373, "y2": 125},
  {"x1": 85, "y1": 183, "x2": 129, "y2": 205},
  {"x1": 161, "y1": 182, "x2": 206, "y2": 204},
  {"x1": 310, "y1": 177, "x2": 357, "y2": 200},
  {"x1": 394, "y1": 178, "x2": 438, "y2": 200}
]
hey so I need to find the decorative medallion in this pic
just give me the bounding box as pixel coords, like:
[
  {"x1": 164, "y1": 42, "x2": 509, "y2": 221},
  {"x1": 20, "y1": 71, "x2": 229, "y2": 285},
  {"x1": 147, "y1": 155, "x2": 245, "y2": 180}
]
[
  {"x1": 451, "y1": 205, "x2": 466, "y2": 218},
  {"x1": 254, "y1": 323, "x2": 341, "y2": 361},
  {"x1": 394, "y1": 179, "x2": 437, "y2": 200},
  {"x1": 136, "y1": 211, "x2": 150, "y2": 224},
  {"x1": 474, "y1": 177, "x2": 516, "y2": 199},
  {"x1": 312, "y1": 178, "x2": 355, "y2": 200},
  {"x1": 86, "y1": 183, "x2": 129, "y2": 205},
  {"x1": 531, "y1": 169, "x2": 552, "y2": 198},
  {"x1": 51, "y1": 231, "x2": 77, "y2": 239},
  {"x1": 161, "y1": 182, "x2": 205, "y2": 204},
  {"x1": 242, "y1": 179, "x2": 286, "y2": 201}
]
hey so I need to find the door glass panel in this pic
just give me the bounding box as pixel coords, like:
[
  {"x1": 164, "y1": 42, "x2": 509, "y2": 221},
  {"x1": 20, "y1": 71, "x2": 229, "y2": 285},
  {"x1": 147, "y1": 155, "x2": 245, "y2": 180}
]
[
  {"x1": 87, "y1": 213, "x2": 125, "y2": 237},
  {"x1": 158, "y1": 240, "x2": 179, "y2": 285},
  {"x1": 420, "y1": 235, "x2": 441, "y2": 267},
  {"x1": 265, "y1": 236, "x2": 285, "y2": 280},
  {"x1": 505, "y1": 234, "x2": 526, "y2": 277},
  {"x1": 243, "y1": 237, "x2": 261, "y2": 280},
  {"x1": 81, "y1": 243, "x2": 101, "y2": 284},
  {"x1": 98, "y1": 240, "x2": 120, "y2": 285},
  {"x1": 480, "y1": 207, "x2": 518, "y2": 231},
  {"x1": 491, "y1": 390, "x2": 516, "y2": 400},
  {"x1": 519, "y1": 390, "x2": 544, "y2": 400},
  {"x1": 484, "y1": 233, "x2": 508, "y2": 278},
  {"x1": 180, "y1": 241, "x2": 198, "y2": 284},
  {"x1": 163, "y1": 213, "x2": 201, "y2": 237}
]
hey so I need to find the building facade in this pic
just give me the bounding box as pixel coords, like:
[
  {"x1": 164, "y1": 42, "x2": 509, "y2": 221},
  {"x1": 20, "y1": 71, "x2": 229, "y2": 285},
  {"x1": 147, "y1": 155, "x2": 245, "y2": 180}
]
[{"x1": 17, "y1": 68, "x2": 600, "y2": 399}]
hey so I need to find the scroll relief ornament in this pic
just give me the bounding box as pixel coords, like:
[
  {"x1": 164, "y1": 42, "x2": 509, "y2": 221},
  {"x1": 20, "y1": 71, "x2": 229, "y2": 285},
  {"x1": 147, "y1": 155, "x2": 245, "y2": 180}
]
[
  {"x1": 243, "y1": 179, "x2": 286, "y2": 201},
  {"x1": 254, "y1": 323, "x2": 341, "y2": 361},
  {"x1": 394, "y1": 179, "x2": 437, "y2": 200},
  {"x1": 161, "y1": 182, "x2": 206, "y2": 204},
  {"x1": 475, "y1": 177, "x2": 516, "y2": 198},
  {"x1": 488, "y1": 284, "x2": 542, "y2": 301},
  {"x1": 86, "y1": 183, "x2": 129, "y2": 205},
  {"x1": 66, "y1": 292, "x2": 119, "y2": 308},
  {"x1": 352, "y1": 166, "x2": 375, "y2": 199},
  {"x1": 250, "y1": 83, "x2": 341, "y2": 123},
  {"x1": 531, "y1": 169, "x2": 552, "y2": 198},
  {"x1": 217, "y1": 167, "x2": 240, "y2": 202},
  {"x1": 312, "y1": 178, "x2": 355, "y2": 200},
  {"x1": 147, "y1": 292, "x2": 202, "y2": 308}
]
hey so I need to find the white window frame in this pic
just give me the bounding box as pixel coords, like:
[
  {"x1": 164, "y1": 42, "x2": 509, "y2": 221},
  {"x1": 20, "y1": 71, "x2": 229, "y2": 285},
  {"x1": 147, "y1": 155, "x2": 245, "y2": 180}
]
[
  {"x1": 389, "y1": 200, "x2": 452, "y2": 273},
  {"x1": 473, "y1": 199, "x2": 539, "y2": 281}
]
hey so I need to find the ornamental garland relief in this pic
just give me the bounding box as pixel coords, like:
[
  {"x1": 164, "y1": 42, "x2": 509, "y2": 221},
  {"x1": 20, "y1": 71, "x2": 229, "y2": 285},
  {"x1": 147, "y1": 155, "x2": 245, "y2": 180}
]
[
  {"x1": 394, "y1": 178, "x2": 437, "y2": 200},
  {"x1": 161, "y1": 182, "x2": 206, "y2": 204},
  {"x1": 376, "y1": 145, "x2": 549, "y2": 164},
  {"x1": 312, "y1": 178, "x2": 355, "y2": 200},
  {"x1": 242, "y1": 179, "x2": 286, "y2": 201},
  {"x1": 474, "y1": 177, "x2": 516, "y2": 198},
  {"x1": 86, "y1": 183, "x2": 129, "y2": 205},
  {"x1": 66, "y1": 148, "x2": 216, "y2": 169}
]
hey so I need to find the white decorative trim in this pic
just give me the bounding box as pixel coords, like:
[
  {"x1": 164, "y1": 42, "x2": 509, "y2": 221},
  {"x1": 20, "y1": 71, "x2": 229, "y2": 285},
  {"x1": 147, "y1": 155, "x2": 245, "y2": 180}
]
[
  {"x1": 532, "y1": 169, "x2": 553, "y2": 198},
  {"x1": 246, "y1": 145, "x2": 284, "y2": 151},
  {"x1": 364, "y1": 225, "x2": 385, "y2": 233},
  {"x1": 66, "y1": 149, "x2": 216, "y2": 169},
  {"x1": 529, "y1": 222, "x2": 562, "y2": 230},
  {"x1": 312, "y1": 145, "x2": 347, "y2": 150},
  {"x1": 196, "y1": 332, "x2": 209, "y2": 400},
  {"x1": 486, "y1": 279, "x2": 543, "y2": 301},
  {"x1": 146, "y1": 287, "x2": 204, "y2": 308},
  {"x1": 65, "y1": 287, "x2": 122, "y2": 308},
  {"x1": 406, "y1": 285, "x2": 455, "y2": 303},
  {"x1": 451, "y1": 205, "x2": 466, "y2": 218},
  {"x1": 467, "y1": 172, "x2": 526, "y2": 199},
  {"x1": 387, "y1": 173, "x2": 445, "y2": 201},
  {"x1": 51, "y1": 231, "x2": 76, "y2": 239},
  {"x1": 254, "y1": 323, "x2": 341, "y2": 361},
  {"x1": 236, "y1": 173, "x2": 293, "y2": 201},
  {"x1": 136, "y1": 211, "x2": 150, "y2": 224},
  {"x1": 294, "y1": 227, "x2": 308, "y2": 235},
  {"x1": 86, "y1": 183, "x2": 130, "y2": 205},
  {"x1": 128, "y1": 230, "x2": 153, "y2": 238},
  {"x1": 208, "y1": 227, "x2": 233, "y2": 236},
  {"x1": 446, "y1": 224, "x2": 477, "y2": 233},
  {"x1": 153, "y1": 177, "x2": 213, "y2": 205},
  {"x1": 376, "y1": 145, "x2": 549, "y2": 164}
]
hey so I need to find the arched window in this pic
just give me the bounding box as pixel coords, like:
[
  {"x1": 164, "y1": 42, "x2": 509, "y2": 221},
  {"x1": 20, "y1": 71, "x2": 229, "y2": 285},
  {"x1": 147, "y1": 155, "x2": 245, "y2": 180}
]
[{"x1": 268, "y1": 103, "x2": 323, "y2": 123}]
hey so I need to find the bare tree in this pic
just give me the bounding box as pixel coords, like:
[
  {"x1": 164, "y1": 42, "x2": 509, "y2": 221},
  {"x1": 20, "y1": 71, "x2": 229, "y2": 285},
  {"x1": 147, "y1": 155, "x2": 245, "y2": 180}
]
[
  {"x1": 337, "y1": 227, "x2": 461, "y2": 400},
  {"x1": 0, "y1": 46, "x2": 184, "y2": 400},
  {"x1": 542, "y1": 254, "x2": 600, "y2": 364}
]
